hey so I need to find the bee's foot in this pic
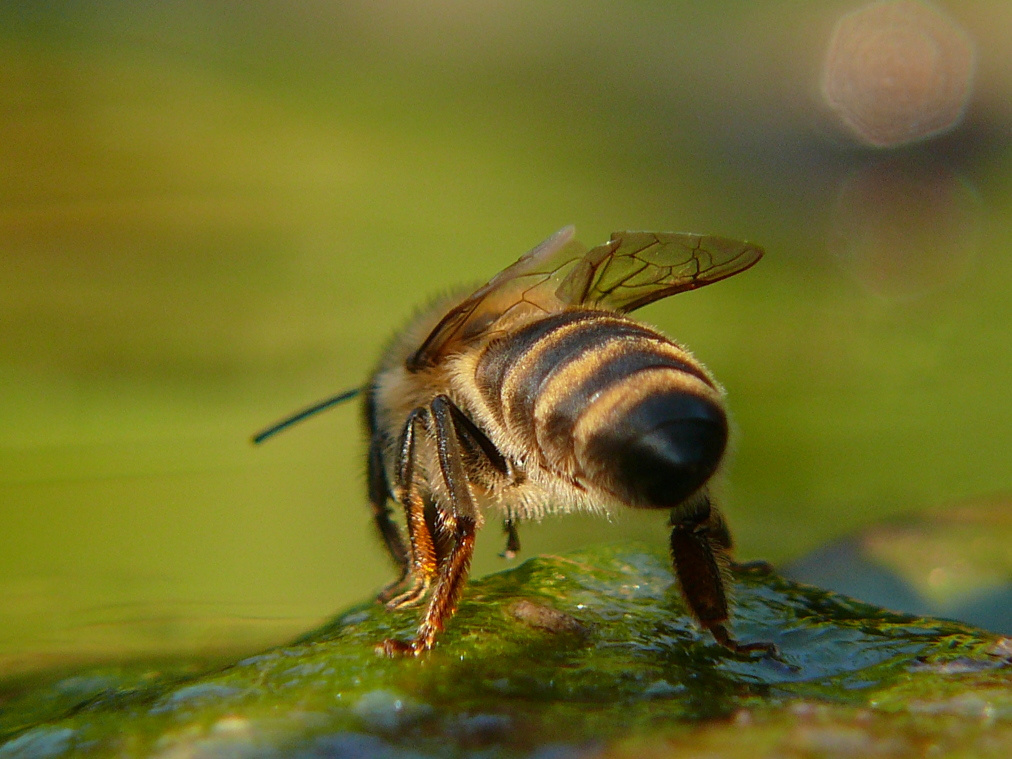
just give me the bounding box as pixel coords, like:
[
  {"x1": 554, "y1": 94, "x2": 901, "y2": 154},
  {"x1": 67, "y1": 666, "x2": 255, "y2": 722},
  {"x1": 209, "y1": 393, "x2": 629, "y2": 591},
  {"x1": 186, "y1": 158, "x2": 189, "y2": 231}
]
[
  {"x1": 733, "y1": 640, "x2": 798, "y2": 670},
  {"x1": 707, "y1": 624, "x2": 794, "y2": 668},
  {"x1": 376, "y1": 576, "x2": 408, "y2": 605},
  {"x1": 735, "y1": 639, "x2": 779, "y2": 657},
  {"x1": 382, "y1": 580, "x2": 431, "y2": 610}
]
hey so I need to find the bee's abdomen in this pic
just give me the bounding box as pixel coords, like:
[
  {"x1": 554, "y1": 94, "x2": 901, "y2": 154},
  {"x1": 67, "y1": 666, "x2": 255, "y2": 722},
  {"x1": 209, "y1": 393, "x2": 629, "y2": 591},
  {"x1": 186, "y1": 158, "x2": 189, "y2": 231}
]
[{"x1": 474, "y1": 309, "x2": 726, "y2": 508}]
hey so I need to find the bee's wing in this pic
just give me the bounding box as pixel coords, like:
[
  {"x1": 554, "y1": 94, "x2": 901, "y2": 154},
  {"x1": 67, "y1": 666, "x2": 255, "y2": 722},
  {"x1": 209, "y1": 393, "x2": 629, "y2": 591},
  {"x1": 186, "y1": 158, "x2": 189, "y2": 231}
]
[
  {"x1": 409, "y1": 228, "x2": 762, "y2": 369},
  {"x1": 559, "y1": 231, "x2": 764, "y2": 313},
  {"x1": 409, "y1": 226, "x2": 587, "y2": 369}
]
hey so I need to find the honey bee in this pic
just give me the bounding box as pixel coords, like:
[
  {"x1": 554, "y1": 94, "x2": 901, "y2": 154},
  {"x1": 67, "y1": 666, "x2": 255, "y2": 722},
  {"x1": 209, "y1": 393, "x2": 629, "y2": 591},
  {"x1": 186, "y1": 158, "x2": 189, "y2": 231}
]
[{"x1": 256, "y1": 227, "x2": 773, "y2": 657}]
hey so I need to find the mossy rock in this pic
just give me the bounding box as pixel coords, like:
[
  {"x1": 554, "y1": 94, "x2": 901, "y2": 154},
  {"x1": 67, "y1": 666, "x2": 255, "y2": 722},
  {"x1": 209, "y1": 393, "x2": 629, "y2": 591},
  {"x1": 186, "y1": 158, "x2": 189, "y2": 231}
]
[{"x1": 2, "y1": 543, "x2": 1011, "y2": 758}]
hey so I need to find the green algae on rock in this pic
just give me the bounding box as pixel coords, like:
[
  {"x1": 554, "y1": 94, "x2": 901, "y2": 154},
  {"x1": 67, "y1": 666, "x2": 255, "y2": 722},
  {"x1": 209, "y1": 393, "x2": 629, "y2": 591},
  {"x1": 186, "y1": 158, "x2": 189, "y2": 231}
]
[{"x1": 2, "y1": 543, "x2": 1011, "y2": 758}]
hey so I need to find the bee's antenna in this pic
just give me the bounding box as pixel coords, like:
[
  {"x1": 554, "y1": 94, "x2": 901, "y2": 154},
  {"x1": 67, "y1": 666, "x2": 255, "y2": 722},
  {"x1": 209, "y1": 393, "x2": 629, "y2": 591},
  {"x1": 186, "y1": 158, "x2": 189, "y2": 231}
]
[{"x1": 251, "y1": 388, "x2": 361, "y2": 444}]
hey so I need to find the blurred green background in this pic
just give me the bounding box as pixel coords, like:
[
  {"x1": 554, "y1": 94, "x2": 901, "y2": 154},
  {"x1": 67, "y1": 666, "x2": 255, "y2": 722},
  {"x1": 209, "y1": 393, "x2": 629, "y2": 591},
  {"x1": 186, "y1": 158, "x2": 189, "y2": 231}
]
[{"x1": 1, "y1": 1, "x2": 1010, "y2": 672}]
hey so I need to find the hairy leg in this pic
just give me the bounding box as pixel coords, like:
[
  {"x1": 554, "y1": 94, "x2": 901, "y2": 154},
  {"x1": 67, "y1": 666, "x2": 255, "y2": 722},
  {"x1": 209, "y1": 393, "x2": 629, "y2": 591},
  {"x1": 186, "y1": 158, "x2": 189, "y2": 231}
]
[
  {"x1": 378, "y1": 407, "x2": 438, "y2": 607},
  {"x1": 381, "y1": 396, "x2": 482, "y2": 655},
  {"x1": 669, "y1": 494, "x2": 778, "y2": 658}
]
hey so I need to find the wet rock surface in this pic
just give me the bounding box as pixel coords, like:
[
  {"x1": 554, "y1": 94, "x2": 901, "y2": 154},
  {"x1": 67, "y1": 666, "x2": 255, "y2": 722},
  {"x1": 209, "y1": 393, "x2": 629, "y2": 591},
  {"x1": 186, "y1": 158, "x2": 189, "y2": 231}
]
[{"x1": 2, "y1": 542, "x2": 1011, "y2": 758}]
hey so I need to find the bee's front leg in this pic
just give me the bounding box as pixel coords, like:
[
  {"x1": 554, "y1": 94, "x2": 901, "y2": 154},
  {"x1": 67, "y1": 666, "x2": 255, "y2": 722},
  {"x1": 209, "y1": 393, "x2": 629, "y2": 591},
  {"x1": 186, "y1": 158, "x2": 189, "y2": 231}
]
[
  {"x1": 380, "y1": 395, "x2": 479, "y2": 656},
  {"x1": 381, "y1": 511, "x2": 477, "y2": 656},
  {"x1": 367, "y1": 435, "x2": 410, "y2": 587}
]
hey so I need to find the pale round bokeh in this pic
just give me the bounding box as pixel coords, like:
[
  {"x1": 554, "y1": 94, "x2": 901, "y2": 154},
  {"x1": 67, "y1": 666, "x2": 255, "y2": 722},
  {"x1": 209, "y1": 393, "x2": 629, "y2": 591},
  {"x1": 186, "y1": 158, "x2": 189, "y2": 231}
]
[
  {"x1": 829, "y1": 160, "x2": 980, "y2": 299},
  {"x1": 822, "y1": 1, "x2": 975, "y2": 147}
]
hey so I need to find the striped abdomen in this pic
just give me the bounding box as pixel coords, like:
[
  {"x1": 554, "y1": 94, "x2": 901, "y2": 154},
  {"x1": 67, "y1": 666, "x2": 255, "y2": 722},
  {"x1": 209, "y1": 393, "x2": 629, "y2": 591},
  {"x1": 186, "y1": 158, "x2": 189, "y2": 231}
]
[{"x1": 474, "y1": 309, "x2": 727, "y2": 509}]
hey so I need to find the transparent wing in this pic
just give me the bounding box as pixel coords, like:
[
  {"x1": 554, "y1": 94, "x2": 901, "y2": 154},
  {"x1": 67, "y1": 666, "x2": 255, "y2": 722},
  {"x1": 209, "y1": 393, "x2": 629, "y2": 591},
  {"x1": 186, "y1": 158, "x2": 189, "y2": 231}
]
[
  {"x1": 408, "y1": 228, "x2": 763, "y2": 370},
  {"x1": 561, "y1": 231, "x2": 764, "y2": 313},
  {"x1": 409, "y1": 226, "x2": 587, "y2": 369}
]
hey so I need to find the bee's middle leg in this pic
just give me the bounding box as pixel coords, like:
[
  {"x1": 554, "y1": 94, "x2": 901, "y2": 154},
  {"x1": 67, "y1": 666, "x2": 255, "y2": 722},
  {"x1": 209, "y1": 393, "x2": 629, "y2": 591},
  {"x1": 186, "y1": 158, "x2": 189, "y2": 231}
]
[
  {"x1": 378, "y1": 407, "x2": 439, "y2": 608},
  {"x1": 501, "y1": 517, "x2": 521, "y2": 560}
]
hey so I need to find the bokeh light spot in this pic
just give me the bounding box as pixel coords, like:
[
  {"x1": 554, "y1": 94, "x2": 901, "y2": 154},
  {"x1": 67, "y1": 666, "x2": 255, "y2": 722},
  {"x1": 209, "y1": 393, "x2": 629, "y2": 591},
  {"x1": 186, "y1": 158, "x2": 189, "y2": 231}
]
[
  {"x1": 829, "y1": 160, "x2": 979, "y2": 299},
  {"x1": 822, "y1": 1, "x2": 975, "y2": 147}
]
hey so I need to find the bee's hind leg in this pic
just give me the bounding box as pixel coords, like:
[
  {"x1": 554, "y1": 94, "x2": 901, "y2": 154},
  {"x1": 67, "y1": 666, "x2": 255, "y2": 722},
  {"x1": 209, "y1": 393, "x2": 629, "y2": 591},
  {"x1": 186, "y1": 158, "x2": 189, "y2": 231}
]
[
  {"x1": 703, "y1": 506, "x2": 774, "y2": 576},
  {"x1": 669, "y1": 493, "x2": 779, "y2": 659}
]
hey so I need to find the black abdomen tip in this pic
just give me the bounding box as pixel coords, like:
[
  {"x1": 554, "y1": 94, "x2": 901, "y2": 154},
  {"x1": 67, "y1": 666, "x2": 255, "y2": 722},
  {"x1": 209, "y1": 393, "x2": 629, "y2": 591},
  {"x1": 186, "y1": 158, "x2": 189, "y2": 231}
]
[{"x1": 585, "y1": 392, "x2": 727, "y2": 508}]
